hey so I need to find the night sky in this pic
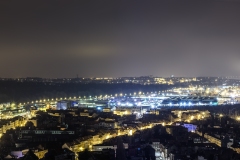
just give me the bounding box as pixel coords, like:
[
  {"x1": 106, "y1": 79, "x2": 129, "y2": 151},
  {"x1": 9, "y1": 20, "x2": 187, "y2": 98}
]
[{"x1": 1, "y1": 0, "x2": 240, "y2": 78}]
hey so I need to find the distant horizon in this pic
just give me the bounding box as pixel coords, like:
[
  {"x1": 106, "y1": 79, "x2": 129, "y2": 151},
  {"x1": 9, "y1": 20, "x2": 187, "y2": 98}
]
[{"x1": 1, "y1": 75, "x2": 240, "y2": 79}]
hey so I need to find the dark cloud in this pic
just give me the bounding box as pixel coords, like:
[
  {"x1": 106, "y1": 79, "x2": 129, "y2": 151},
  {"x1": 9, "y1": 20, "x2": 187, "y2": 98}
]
[{"x1": 0, "y1": 0, "x2": 240, "y2": 78}]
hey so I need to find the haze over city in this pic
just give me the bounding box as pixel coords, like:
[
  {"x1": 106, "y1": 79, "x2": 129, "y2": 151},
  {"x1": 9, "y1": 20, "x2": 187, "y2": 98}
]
[
  {"x1": 3, "y1": 1, "x2": 240, "y2": 160},
  {"x1": 1, "y1": 0, "x2": 240, "y2": 78}
]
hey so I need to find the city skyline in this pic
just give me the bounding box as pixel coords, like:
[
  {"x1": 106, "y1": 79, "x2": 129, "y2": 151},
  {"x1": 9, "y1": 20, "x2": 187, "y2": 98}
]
[{"x1": 1, "y1": 0, "x2": 240, "y2": 78}]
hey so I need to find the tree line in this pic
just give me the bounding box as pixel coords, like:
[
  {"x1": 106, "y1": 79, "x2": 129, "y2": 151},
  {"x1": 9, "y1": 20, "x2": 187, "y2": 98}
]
[{"x1": 0, "y1": 80, "x2": 173, "y2": 103}]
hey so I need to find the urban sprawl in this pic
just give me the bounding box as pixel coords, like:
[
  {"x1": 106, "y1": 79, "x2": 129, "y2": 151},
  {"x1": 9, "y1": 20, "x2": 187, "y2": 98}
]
[{"x1": 1, "y1": 76, "x2": 240, "y2": 160}]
